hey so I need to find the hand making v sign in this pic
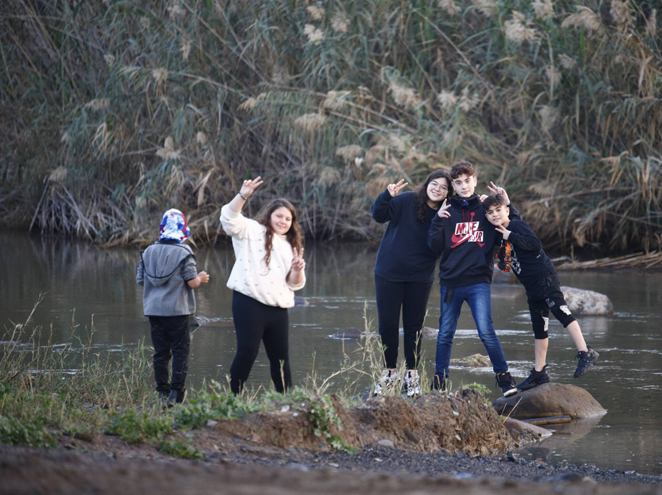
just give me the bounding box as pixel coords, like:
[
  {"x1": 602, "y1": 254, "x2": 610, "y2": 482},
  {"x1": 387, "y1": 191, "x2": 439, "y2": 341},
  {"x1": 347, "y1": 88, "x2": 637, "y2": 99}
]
[
  {"x1": 291, "y1": 247, "x2": 306, "y2": 272},
  {"x1": 436, "y1": 199, "x2": 452, "y2": 219},
  {"x1": 387, "y1": 179, "x2": 409, "y2": 197},
  {"x1": 487, "y1": 181, "x2": 510, "y2": 205}
]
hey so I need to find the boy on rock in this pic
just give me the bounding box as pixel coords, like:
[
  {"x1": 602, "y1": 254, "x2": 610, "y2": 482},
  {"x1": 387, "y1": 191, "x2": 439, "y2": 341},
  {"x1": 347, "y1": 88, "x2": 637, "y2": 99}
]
[{"x1": 483, "y1": 194, "x2": 599, "y2": 390}]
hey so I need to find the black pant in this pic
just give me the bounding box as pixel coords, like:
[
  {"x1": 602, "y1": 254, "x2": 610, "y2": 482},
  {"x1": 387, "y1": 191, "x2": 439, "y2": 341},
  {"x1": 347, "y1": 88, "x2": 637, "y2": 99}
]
[
  {"x1": 148, "y1": 315, "x2": 190, "y2": 394},
  {"x1": 230, "y1": 291, "x2": 291, "y2": 394},
  {"x1": 374, "y1": 274, "x2": 433, "y2": 370}
]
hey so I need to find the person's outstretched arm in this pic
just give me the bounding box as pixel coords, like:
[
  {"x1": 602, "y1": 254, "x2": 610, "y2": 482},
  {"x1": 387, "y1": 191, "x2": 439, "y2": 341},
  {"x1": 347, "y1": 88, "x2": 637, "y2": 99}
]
[
  {"x1": 221, "y1": 177, "x2": 264, "y2": 238},
  {"x1": 228, "y1": 176, "x2": 263, "y2": 213}
]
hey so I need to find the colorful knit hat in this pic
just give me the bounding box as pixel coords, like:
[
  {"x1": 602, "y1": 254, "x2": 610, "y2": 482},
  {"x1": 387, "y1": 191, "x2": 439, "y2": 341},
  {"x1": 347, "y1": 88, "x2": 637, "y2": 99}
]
[{"x1": 159, "y1": 208, "x2": 190, "y2": 242}]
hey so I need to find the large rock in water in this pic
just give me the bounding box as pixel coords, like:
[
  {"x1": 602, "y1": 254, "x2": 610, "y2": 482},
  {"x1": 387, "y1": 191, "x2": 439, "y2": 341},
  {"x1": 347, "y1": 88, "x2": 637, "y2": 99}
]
[
  {"x1": 560, "y1": 286, "x2": 613, "y2": 316},
  {"x1": 493, "y1": 383, "x2": 606, "y2": 419}
]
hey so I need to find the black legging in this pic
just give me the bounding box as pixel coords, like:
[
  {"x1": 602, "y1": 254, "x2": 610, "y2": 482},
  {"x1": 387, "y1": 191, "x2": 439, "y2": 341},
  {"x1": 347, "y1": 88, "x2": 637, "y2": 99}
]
[
  {"x1": 375, "y1": 274, "x2": 433, "y2": 370},
  {"x1": 230, "y1": 291, "x2": 291, "y2": 394},
  {"x1": 149, "y1": 315, "x2": 190, "y2": 394}
]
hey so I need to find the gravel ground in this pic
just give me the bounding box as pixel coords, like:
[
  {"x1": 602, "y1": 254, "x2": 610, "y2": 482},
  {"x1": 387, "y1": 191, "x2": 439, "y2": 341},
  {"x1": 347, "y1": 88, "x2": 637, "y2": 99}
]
[{"x1": 210, "y1": 442, "x2": 662, "y2": 485}]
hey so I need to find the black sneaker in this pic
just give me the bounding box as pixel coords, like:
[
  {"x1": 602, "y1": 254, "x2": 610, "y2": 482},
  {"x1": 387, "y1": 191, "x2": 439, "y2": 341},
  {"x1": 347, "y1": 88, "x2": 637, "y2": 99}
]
[
  {"x1": 431, "y1": 374, "x2": 448, "y2": 392},
  {"x1": 517, "y1": 365, "x2": 551, "y2": 390},
  {"x1": 574, "y1": 347, "x2": 599, "y2": 378},
  {"x1": 495, "y1": 372, "x2": 518, "y2": 397}
]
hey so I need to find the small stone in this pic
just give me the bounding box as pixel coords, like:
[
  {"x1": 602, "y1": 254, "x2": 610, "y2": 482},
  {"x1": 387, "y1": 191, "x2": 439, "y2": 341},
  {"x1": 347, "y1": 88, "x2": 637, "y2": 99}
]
[
  {"x1": 404, "y1": 430, "x2": 420, "y2": 443},
  {"x1": 376, "y1": 439, "x2": 395, "y2": 448},
  {"x1": 506, "y1": 451, "x2": 518, "y2": 462},
  {"x1": 288, "y1": 463, "x2": 309, "y2": 472},
  {"x1": 206, "y1": 419, "x2": 219, "y2": 427}
]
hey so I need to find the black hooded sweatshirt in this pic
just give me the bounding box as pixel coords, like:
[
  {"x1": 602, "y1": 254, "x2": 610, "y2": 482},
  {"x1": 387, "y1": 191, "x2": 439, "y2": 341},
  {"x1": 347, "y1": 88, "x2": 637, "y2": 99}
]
[
  {"x1": 427, "y1": 194, "x2": 519, "y2": 288},
  {"x1": 495, "y1": 218, "x2": 558, "y2": 298}
]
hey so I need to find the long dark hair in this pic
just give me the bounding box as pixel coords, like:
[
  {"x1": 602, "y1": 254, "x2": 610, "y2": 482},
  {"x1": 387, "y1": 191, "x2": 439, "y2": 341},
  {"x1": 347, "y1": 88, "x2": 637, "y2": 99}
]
[
  {"x1": 255, "y1": 198, "x2": 304, "y2": 267},
  {"x1": 415, "y1": 169, "x2": 451, "y2": 222}
]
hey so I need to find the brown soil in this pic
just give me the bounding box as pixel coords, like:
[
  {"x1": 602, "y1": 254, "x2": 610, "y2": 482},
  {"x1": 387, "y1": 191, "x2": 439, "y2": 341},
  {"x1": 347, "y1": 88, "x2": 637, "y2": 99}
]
[{"x1": 210, "y1": 391, "x2": 515, "y2": 455}]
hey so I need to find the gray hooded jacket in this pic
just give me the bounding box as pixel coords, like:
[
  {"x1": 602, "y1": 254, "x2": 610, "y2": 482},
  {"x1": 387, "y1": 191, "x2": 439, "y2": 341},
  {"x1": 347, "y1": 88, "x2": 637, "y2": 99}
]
[{"x1": 137, "y1": 242, "x2": 198, "y2": 316}]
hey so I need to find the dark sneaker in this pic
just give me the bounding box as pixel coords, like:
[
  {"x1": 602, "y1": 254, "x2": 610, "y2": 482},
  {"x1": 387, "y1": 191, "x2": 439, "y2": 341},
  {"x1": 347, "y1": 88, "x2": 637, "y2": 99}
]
[
  {"x1": 167, "y1": 389, "x2": 185, "y2": 407},
  {"x1": 517, "y1": 365, "x2": 551, "y2": 390},
  {"x1": 431, "y1": 374, "x2": 448, "y2": 392},
  {"x1": 496, "y1": 372, "x2": 518, "y2": 397},
  {"x1": 574, "y1": 347, "x2": 599, "y2": 378}
]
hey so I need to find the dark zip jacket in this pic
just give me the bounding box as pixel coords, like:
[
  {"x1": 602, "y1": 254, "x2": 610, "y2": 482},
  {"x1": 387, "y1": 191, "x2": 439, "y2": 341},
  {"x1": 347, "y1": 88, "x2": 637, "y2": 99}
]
[
  {"x1": 372, "y1": 189, "x2": 440, "y2": 283},
  {"x1": 496, "y1": 218, "x2": 558, "y2": 297},
  {"x1": 427, "y1": 194, "x2": 519, "y2": 288}
]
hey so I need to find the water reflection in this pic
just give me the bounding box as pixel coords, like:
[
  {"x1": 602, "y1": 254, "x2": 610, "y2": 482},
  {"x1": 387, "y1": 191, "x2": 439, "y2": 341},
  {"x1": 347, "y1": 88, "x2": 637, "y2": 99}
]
[{"x1": 1, "y1": 232, "x2": 661, "y2": 475}]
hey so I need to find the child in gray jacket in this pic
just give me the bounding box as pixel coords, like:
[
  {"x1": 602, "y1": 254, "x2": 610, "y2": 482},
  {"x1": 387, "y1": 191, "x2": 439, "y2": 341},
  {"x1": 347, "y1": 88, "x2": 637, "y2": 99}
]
[{"x1": 137, "y1": 209, "x2": 209, "y2": 405}]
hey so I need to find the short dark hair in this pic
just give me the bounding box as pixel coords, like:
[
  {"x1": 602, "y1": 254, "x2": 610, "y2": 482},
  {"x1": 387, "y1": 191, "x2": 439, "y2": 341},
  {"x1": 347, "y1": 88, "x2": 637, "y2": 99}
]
[
  {"x1": 450, "y1": 161, "x2": 475, "y2": 179},
  {"x1": 483, "y1": 194, "x2": 508, "y2": 211}
]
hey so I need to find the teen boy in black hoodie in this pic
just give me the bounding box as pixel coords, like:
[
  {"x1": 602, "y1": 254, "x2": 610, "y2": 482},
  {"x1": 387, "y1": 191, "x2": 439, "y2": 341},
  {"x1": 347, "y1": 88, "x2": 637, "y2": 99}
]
[
  {"x1": 427, "y1": 161, "x2": 518, "y2": 396},
  {"x1": 483, "y1": 194, "x2": 599, "y2": 390}
]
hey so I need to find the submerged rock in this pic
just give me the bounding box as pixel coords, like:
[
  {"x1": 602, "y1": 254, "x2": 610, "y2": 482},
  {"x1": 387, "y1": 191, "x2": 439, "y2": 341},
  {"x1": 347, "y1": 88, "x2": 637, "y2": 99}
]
[
  {"x1": 503, "y1": 417, "x2": 552, "y2": 443},
  {"x1": 451, "y1": 353, "x2": 492, "y2": 368},
  {"x1": 493, "y1": 383, "x2": 607, "y2": 420},
  {"x1": 560, "y1": 286, "x2": 614, "y2": 316},
  {"x1": 329, "y1": 328, "x2": 363, "y2": 340}
]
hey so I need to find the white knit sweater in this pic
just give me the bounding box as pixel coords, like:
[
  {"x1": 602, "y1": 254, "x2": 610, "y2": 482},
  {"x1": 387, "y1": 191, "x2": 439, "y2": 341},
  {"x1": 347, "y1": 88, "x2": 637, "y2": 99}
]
[{"x1": 220, "y1": 205, "x2": 305, "y2": 308}]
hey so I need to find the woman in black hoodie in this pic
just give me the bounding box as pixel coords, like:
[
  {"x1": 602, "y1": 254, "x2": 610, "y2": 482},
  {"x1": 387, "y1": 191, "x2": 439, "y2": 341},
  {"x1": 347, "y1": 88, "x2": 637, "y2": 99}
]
[{"x1": 371, "y1": 169, "x2": 451, "y2": 397}]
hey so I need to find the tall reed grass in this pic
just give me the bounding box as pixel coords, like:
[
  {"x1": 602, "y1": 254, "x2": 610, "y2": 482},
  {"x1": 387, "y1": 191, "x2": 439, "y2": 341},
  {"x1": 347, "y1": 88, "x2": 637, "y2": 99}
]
[{"x1": 2, "y1": 0, "x2": 661, "y2": 253}]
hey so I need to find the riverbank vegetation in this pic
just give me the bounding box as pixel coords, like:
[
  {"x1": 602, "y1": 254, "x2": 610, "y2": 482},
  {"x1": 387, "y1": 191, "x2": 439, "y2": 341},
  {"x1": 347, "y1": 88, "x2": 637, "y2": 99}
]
[
  {"x1": 0, "y1": 303, "x2": 512, "y2": 458},
  {"x1": 2, "y1": 0, "x2": 661, "y2": 254}
]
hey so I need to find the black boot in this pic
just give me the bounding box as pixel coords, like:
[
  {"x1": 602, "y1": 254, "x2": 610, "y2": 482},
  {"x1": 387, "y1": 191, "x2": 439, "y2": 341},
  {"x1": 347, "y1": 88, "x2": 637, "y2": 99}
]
[{"x1": 166, "y1": 389, "x2": 185, "y2": 408}]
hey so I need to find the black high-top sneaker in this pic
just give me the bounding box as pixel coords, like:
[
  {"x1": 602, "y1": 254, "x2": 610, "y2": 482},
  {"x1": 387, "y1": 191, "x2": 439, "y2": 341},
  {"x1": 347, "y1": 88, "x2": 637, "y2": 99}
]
[
  {"x1": 517, "y1": 365, "x2": 551, "y2": 390},
  {"x1": 574, "y1": 347, "x2": 599, "y2": 378},
  {"x1": 495, "y1": 372, "x2": 518, "y2": 397}
]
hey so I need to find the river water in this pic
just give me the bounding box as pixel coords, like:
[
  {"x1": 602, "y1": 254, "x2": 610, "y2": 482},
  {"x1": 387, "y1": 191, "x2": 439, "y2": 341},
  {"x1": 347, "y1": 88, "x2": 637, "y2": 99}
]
[{"x1": 1, "y1": 232, "x2": 660, "y2": 475}]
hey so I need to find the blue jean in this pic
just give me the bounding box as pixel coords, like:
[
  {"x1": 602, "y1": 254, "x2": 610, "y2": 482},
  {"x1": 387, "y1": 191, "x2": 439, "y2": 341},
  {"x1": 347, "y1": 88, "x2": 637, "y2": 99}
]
[{"x1": 435, "y1": 283, "x2": 509, "y2": 379}]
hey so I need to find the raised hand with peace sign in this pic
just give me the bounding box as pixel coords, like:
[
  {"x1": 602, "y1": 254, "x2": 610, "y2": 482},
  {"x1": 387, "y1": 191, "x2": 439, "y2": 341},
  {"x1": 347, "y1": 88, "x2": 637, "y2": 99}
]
[
  {"x1": 487, "y1": 181, "x2": 510, "y2": 205},
  {"x1": 387, "y1": 179, "x2": 409, "y2": 197},
  {"x1": 436, "y1": 199, "x2": 452, "y2": 219}
]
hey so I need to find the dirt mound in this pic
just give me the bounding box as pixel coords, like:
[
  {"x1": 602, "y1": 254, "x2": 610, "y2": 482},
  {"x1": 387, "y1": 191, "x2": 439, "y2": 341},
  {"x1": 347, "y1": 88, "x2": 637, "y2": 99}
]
[{"x1": 212, "y1": 389, "x2": 514, "y2": 456}]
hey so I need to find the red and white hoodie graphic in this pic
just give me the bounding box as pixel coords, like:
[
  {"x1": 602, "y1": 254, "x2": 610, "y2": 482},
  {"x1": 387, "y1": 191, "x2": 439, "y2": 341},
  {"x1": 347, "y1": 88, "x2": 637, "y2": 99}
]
[{"x1": 451, "y1": 210, "x2": 485, "y2": 248}]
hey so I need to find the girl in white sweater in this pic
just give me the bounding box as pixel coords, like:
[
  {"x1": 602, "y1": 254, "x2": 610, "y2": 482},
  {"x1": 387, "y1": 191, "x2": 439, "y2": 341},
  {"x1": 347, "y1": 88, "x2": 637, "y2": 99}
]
[{"x1": 220, "y1": 177, "x2": 306, "y2": 394}]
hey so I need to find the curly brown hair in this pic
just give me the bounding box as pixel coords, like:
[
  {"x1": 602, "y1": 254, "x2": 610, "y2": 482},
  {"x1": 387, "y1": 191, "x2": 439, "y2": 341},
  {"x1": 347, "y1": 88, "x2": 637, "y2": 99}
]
[
  {"x1": 255, "y1": 199, "x2": 304, "y2": 267},
  {"x1": 449, "y1": 160, "x2": 475, "y2": 180}
]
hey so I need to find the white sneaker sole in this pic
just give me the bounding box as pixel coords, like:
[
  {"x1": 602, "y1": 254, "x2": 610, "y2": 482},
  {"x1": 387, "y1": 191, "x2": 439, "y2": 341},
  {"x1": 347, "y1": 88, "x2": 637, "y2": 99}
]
[{"x1": 503, "y1": 388, "x2": 518, "y2": 397}]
